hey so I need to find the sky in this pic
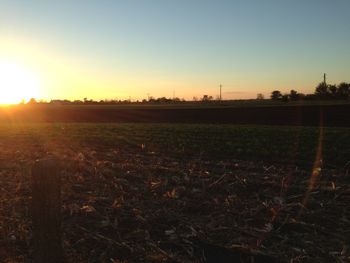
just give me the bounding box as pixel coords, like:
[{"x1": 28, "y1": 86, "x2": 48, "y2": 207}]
[{"x1": 0, "y1": 0, "x2": 349, "y2": 101}]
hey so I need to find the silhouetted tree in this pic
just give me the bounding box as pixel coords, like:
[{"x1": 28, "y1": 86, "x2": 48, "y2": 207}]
[
  {"x1": 281, "y1": 94, "x2": 290, "y2": 102},
  {"x1": 28, "y1": 98, "x2": 37, "y2": 104},
  {"x1": 289, "y1": 90, "x2": 305, "y2": 101},
  {"x1": 337, "y1": 82, "x2": 350, "y2": 99},
  {"x1": 289, "y1": 90, "x2": 298, "y2": 101},
  {"x1": 329, "y1": 84, "x2": 337, "y2": 98},
  {"x1": 314, "y1": 82, "x2": 350, "y2": 100},
  {"x1": 256, "y1": 93, "x2": 264, "y2": 100},
  {"x1": 271, "y1": 90, "x2": 282, "y2": 100},
  {"x1": 315, "y1": 82, "x2": 330, "y2": 98},
  {"x1": 201, "y1": 95, "x2": 213, "y2": 101}
]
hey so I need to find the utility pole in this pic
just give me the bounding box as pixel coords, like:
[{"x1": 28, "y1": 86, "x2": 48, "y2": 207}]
[
  {"x1": 324, "y1": 73, "x2": 327, "y2": 85},
  {"x1": 219, "y1": 84, "x2": 222, "y2": 101}
]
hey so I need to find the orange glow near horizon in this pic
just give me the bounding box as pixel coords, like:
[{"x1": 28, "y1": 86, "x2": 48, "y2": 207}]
[
  {"x1": 0, "y1": 61, "x2": 41, "y2": 105},
  {"x1": 0, "y1": 36, "x2": 322, "y2": 103}
]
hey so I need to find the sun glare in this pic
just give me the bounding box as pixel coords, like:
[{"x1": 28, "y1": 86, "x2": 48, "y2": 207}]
[{"x1": 0, "y1": 62, "x2": 40, "y2": 105}]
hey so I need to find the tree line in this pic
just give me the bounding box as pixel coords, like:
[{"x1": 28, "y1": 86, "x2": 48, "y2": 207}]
[
  {"x1": 270, "y1": 82, "x2": 350, "y2": 101},
  {"x1": 24, "y1": 81, "x2": 350, "y2": 105},
  {"x1": 26, "y1": 94, "x2": 219, "y2": 105}
]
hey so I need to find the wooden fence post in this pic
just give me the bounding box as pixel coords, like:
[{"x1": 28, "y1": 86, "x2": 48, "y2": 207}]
[{"x1": 31, "y1": 159, "x2": 64, "y2": 263}]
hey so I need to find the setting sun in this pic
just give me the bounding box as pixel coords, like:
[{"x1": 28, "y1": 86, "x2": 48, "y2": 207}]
[{"x1": 0, "y1": 62, "x2": 40, "y2": 104}]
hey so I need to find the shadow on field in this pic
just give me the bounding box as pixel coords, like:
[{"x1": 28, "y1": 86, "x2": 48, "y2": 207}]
[{"x1": 1, "y1": 104, "x2": 350, "y2": 126}]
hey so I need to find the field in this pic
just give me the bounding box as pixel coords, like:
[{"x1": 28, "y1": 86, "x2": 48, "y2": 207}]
[
  {"x1": 0, "y1": 123, "x2": 349, "y2": 262},
  {"x1": 1, "y1": 102, "x2": 350, "y2": 126}
]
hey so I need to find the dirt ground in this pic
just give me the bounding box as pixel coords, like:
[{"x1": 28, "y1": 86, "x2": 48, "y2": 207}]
[{"x1": 0, "y1": 141, "x2": 349, "y2": 262}]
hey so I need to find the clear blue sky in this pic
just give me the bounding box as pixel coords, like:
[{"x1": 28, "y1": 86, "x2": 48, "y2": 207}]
[{"x1": 0, "y1": 0, "x2": 349, "y2": 100}]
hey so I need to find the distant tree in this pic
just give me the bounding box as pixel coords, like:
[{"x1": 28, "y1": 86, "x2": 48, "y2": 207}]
[
  {"x1": 256, "y1": 93, "x2": 264, "y2": 100},
  {"x1": 315, "y1": 82, "x2": 330, "y2": 98},
  {"x1": 73, "y1": 100, "x2": 83, "y2": 104},
  {"x1": 289, "y1": 90, "x2": 305, "y2": 101},
  {"x1": 28, "y1": 98, "x2": 37, "y2": 104},
  {"x1": 337, "y1": 82, "x2": 350, "y2": 99},
  {"x1": 289, "y1": 90, "x2": 299, "y2": 101},
  {"x1": 201, "y1": 95, "x2": 213, "y2": 101},
  {"x1": 281, "y1": 94, "x2": 290, "y2": 102},
  {"x1": 156, "y1": 97, "x2": 169, "y2": 103},
  {"x1": 297, "y1": 93, "x2": 305, "y2": 100},
  {"x1": 328, "y1": 84, "x2": 337, "y2": 98},
  {"x1": 271, "y1": 90, "x2": 282, "y2": 100},
  {"x1": 314, "y1": 82, "x2": 350, "y2": 100}
]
